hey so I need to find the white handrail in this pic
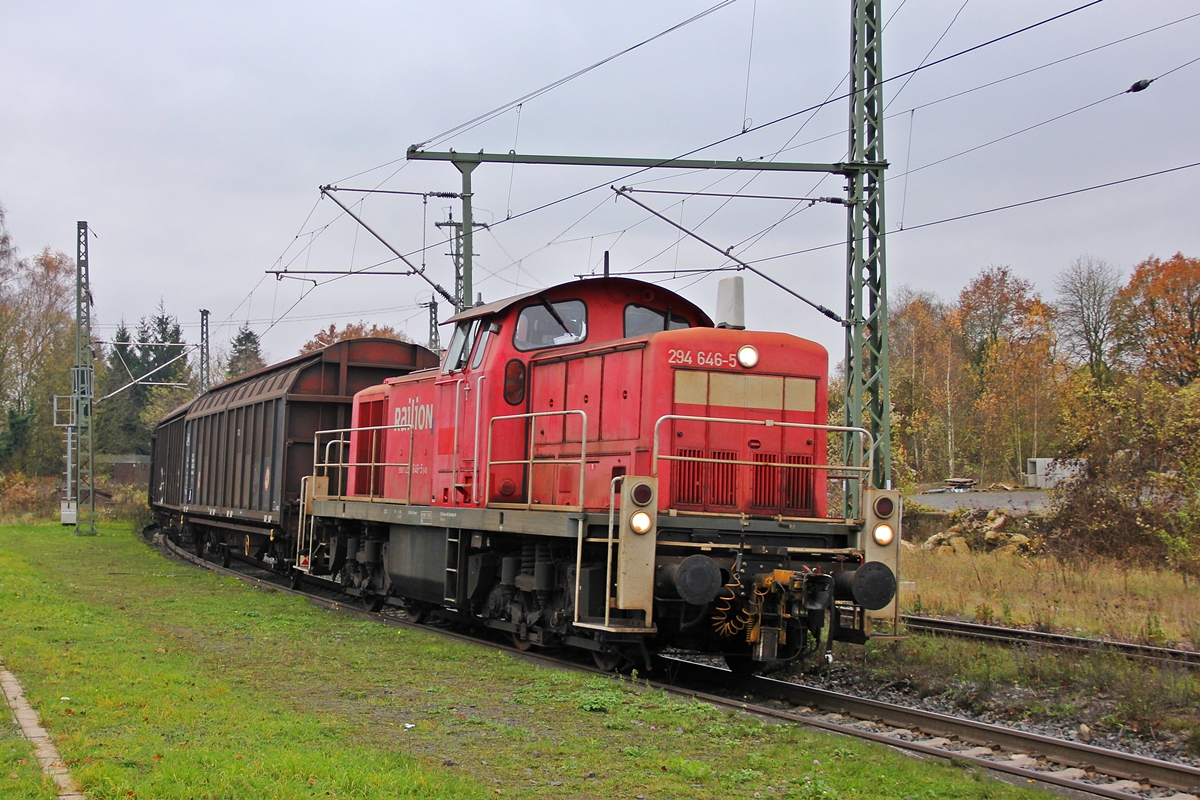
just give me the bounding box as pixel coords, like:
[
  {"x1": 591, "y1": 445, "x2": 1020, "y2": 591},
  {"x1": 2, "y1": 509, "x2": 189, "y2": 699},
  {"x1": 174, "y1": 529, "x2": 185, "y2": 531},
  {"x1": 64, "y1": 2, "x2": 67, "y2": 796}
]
[
  {"x1": 311, "y1": 422, "x2": 416, "y2": 503},
  {"x1": 485, "y1": 410, "x2": 588, "y2": 511},
  {"x1": 651, "y1": 413, "x2": 875, "y2": 518}
]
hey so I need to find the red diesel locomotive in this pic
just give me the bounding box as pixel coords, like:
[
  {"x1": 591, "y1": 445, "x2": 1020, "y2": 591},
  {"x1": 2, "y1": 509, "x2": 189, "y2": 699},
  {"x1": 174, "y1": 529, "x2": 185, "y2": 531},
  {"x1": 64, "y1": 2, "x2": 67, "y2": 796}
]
[{"x1": 291, "y1": 276, "x2": 899, "y2": 670}]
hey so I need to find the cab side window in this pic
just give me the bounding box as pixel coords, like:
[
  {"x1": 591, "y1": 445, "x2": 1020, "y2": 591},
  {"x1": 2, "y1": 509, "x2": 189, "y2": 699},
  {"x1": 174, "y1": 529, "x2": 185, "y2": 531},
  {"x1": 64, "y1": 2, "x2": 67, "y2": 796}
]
[
  {"x1": 513, "y1": 299, "x2": 587, "y2": 351},
  {"x1": 624, "y1": 303, "x2": 690, "y2": 337},
  {"x1": 442, "y1": 319, "x2": 482, "y2": 373}
]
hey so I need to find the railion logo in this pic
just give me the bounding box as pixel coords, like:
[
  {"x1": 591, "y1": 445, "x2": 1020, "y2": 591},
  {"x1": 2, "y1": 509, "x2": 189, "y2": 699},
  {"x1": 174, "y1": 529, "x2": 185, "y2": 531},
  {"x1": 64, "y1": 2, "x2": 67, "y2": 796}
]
[{"x1": 394, "y1": 397, "x2": 434, "y2": 433}]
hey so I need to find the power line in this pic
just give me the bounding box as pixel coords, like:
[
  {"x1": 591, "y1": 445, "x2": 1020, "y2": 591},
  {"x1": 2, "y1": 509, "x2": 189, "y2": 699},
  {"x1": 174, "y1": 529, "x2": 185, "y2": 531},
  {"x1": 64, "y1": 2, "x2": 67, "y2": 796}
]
[
  {"x1": 623, "y1": 188, "x2": 846, "y2": 204},
  {"x1": 898, "y1": 160, "x2": 1200, "y2": 233},
  {"x1": 741, "y1": 159, "x2": 1200, "y2": 267},
  {"x1": 895, "y1": 89, "x2": 1126, "y2": 181},
  {"x1": 774, "y1": 10, "x2": 1200, "y2": 159},
  {"x1": 697, "y1": 15, "x2": 1198, "y2": 269},
  {"x1": 415, "y1": 0, "x2": 740, "y2": 150},
  {"x1": 462, "y1": 0, "x2": 1109, "y2": 233},
  {"x1": 885, "y1": 0, "x2": 972, "y2": 110},
  {"x1": 263, "y1": 0, "x2": 1114, "y2": 340}
]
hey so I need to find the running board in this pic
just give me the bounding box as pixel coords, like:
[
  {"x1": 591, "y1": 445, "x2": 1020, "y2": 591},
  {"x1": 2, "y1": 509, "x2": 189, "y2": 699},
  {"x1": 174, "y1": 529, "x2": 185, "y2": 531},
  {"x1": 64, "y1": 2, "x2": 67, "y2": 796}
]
[{"x1": 573, "y1": 621, "x2": 657, "y2": 634}]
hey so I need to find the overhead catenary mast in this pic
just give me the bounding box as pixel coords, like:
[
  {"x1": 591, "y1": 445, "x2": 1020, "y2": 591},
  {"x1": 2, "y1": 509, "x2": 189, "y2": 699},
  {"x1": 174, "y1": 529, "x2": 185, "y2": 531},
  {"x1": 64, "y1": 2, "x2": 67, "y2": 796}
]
[
  {"x1": 199, "y1": 308, "x2": 211, "y2": 392},
  {"x1": 73, "y1": 221, "x2": 97, "y2": 535},
  {"x1": 843, "y1": 0, "x2": 891, "y2": 496}
]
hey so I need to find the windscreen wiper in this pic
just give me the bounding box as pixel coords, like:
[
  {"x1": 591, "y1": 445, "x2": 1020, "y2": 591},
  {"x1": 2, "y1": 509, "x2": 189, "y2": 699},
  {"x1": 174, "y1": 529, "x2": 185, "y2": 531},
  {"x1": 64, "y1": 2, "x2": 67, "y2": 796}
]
[{"x1": 539, "y1": 296, "x2": 571, "y2": 334}]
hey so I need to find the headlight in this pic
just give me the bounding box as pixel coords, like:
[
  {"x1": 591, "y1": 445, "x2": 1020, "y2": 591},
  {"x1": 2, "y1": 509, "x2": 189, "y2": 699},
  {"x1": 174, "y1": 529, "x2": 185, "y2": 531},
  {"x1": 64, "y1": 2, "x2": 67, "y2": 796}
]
[
  {"x1": 872, "y1": 523, "x2": 895, "y2": 546},
  {"x1": 629, "y1": 511, "x2": 653, "y2": 535},
  {"x1": 631, "y1": 482, "x2": 653, "y2": 506},
  {"x1": 737, "y1": 345, "x2": 759, "y2": 368}
]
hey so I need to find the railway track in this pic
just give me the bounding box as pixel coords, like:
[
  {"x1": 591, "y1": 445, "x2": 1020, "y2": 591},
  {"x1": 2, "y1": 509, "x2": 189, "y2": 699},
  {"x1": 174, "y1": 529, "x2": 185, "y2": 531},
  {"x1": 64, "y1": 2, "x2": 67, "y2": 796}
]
[
  {"x1": 902, "y1": 615, "x2": 1200, "y2": 670},
  {"x1": 151, "y1": 531, "x2": 1200, "y2": 800}
]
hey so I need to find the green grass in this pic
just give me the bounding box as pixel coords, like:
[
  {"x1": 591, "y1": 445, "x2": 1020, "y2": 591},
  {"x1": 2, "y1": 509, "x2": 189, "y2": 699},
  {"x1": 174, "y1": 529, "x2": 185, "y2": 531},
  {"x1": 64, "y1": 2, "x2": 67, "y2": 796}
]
[
  {"x1": 0, "y1": 522, "x2": 1051, "y2": 799},
  {"x1": 1, "y1": 717, "x2": 57, "y2": 799}
]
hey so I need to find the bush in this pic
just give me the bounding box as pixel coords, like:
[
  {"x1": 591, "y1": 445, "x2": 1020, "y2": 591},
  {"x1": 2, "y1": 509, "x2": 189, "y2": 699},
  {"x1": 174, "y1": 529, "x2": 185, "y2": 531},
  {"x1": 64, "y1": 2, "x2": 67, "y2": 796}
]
[
  {"x1": 104, "y1": 482, "x2": 153, "y2": 529},
  {"x1": 0, "y1": 471, "x2": 58, "y2": 521},
  {"x1": 1050, "y1": 374, "x2": 1200, "y2": 575}
]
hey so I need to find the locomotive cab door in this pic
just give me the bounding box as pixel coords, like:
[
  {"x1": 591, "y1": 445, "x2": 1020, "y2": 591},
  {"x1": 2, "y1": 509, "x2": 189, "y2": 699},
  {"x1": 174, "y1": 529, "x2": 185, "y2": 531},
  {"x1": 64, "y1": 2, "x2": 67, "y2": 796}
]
[{"x1": 434, "y1": 318, "x2": 496, "y2": 506}]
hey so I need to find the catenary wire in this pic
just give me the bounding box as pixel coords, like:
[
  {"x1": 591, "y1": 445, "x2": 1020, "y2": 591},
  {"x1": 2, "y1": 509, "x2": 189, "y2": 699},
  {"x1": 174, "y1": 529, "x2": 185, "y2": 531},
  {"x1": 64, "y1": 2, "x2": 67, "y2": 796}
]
[
  {"x1": 415, "y1": 0, "x2": 740, "y2": 149},
  {"x1": 738, "y1": 159, "x2": 1200, "y2": 267},
  {"x1": 462, "y1": 0, "x2": 1108, "y2": 235},
  {"x1": 263, "y1": 0, "x2": 1110, "y2": 338},
  {"x1": 885, "y1": 0, "x2": 971, "y2": 110},
  {"x1": 774, "y1": 10, "x2": 1200, "y2": 159}
]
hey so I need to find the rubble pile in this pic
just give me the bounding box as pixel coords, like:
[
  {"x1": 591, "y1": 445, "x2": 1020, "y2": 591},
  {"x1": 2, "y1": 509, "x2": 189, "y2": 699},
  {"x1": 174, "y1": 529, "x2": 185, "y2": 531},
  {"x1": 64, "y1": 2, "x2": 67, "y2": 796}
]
[{"x1": 917, "y1": 508, "x2": 1037, "y2": 555}]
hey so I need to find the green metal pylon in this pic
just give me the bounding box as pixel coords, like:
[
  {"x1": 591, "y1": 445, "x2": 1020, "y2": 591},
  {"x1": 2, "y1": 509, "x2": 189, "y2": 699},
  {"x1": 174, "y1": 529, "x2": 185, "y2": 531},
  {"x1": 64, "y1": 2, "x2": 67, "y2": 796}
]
[
  {"x1": 844, "y1": 0, "x2": 892, "y2": 495},
  {"x1": 75, "y1": 221, "x2": 97, "y2": 535}
]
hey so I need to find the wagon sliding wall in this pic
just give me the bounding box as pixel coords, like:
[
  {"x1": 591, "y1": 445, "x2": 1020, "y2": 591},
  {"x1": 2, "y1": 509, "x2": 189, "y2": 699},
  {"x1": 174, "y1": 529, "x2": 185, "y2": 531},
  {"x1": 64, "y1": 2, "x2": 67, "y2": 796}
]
[{"x1": 149, "y1": 338, "x2": 438, "y2": 541}]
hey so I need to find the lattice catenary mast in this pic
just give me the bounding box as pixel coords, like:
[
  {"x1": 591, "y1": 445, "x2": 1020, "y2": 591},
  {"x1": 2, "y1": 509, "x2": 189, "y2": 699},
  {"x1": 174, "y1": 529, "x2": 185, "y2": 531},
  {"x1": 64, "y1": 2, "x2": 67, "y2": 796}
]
[{"x1": 72, "y1": 222, "x2": 97, "y2": 535}]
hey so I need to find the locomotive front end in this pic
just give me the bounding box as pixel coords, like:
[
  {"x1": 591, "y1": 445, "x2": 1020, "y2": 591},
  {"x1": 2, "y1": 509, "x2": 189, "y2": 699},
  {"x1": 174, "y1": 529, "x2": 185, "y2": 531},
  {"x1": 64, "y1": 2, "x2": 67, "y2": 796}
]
[{"x1": 639, "y1": 327, "x2": 900, "y2": 665}]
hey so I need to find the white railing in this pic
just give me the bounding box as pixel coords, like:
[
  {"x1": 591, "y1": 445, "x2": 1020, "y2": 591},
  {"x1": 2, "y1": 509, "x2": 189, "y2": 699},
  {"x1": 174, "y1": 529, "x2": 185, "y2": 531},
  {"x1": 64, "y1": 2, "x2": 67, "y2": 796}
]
[
  {"x1": 651, "y1": 414, "x2": 875, "y2": 520},
  {"x1": 295, "y1": 422, "x2": 416, "y2": 573},
  {"x1": 485, "y1": 410, "x2": 588, "y2": 511},
  {"x1": 311, "y1": 422, "x2": 417, "y2": 502}
]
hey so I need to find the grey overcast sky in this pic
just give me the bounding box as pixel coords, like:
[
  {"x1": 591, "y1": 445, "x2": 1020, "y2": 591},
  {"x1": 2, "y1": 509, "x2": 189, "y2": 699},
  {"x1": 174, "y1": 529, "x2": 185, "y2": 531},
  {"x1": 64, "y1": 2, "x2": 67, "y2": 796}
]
[{"x1": 2, "y1": 1, "x2": 1198, "y2": 366}]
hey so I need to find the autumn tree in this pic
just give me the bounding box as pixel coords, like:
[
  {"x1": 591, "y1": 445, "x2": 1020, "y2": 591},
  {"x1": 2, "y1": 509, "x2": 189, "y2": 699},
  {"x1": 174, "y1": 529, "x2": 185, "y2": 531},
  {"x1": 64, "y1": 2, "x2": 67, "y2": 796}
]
[
  {"x1": 975, "y1": 298, "x2": 1063, "y2": 481},
  {"x1": 956, "y1": 265, "x2": 1036, "y2": 371},
  {"x1": 1118, "y1": 252, "x2": 1200, "y2": 387},
  {"x1": 299, "y1": 321, "x2": 412, "y2": 355},
  {"x1": 226, "y1": 324, "x2": 266, "y2": 378},
  {"x1": 0, "y1": 245, "x2": 75, "y2": 475},
  {"x1": 889, "y1": 288, "x2": 973, "y2": 482},
  {"x1": 1052, "y1": 374, "x2": 1200, "y2": 573},
  {"x1": 1055, "y1": 255, "x2": 1122, "y2": 385}
]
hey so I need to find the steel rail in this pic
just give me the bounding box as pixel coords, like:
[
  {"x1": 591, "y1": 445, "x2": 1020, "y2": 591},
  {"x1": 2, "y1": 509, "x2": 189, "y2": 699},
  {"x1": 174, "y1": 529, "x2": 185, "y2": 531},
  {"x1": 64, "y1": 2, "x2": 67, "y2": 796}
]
[
  {"x1": 660, "y1": 658, "x2": 1200, "y2": 798},
  {"x1": 903, "y1": 615, "x2": 1200, "y2": 669},
  {"x1": 153, "y1": 532, "x2": 1200, "y2": 798}
]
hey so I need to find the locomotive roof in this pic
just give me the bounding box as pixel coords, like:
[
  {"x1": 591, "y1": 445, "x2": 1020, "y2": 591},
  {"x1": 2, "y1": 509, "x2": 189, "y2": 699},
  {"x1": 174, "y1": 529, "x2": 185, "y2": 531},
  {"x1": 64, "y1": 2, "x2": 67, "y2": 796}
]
[{"x1": 444, "y1": 276, "x2": 714, "y2": 327}]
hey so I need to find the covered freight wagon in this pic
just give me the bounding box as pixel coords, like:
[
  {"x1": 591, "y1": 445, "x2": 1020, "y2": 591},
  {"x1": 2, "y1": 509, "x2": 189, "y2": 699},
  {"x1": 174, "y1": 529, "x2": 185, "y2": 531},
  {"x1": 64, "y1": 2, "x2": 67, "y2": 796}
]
[{"x1": 149, "y1": 338, "x2": 438, "y2": 558}]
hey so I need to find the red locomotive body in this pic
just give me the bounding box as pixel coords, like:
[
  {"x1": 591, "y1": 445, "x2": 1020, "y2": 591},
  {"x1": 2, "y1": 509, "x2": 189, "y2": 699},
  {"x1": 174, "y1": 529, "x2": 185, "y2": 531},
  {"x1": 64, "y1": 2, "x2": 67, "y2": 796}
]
[{"x1": 297, "y1": 276, "x2": 899, "y2": 670}]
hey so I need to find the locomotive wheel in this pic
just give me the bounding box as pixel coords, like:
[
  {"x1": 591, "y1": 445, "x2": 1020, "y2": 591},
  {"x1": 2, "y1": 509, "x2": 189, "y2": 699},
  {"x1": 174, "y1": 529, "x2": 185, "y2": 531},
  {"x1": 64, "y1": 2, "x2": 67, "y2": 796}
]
[
  {"x1": 288, "y1": 567, "x2": 303, "y2": 590},
  {"x1": 220, "y1": 544, "x2": 231, "y2": 568},
  {"x1": 511, "y1": 633, "x2": 533, "y2": 652},
  {"x1": 362, "y1": 593, "x2": 385, "y2": 613},
  {"x1": 591, "y1": 648, "x2": 621, "y2": 672},
  {"x1": 400, "y1": 600, "x2": 428, "y2": 624}
]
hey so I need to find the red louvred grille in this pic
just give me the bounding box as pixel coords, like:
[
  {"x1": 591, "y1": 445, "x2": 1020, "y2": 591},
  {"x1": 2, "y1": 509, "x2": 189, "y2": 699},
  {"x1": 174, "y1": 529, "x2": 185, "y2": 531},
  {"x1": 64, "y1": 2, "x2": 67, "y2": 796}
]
[
  {"x1": 672, "y1": 448, "x2": 813, "y2": 514},
  {"x1": 672, "y1": 448, "x2": 705, "y2": 506},
  {"x1": 751, "y1": 452, "x2": 815, "y2": 515},
  {"x1": 708, "y1": 451, "x2": 737, "y2": 507},
  {"x1": 752, "y1": 453, "x2": 780, "y2": 508},
  {"x1": 783, "y1": 454, "x2": 815, "y2": 513}
]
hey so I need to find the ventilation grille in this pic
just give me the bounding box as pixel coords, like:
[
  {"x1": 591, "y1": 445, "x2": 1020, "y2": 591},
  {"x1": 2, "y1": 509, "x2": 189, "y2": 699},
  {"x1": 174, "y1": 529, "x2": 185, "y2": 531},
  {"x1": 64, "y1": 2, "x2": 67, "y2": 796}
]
[
  {"x1": 708, "y1": 450, "x2": 737, "y2": 507},
  {"x1": 782, "y1": 454, "x2": 815, "y2": 513},
  {"x1": 672, "y1": 448, "x2": 705, "y2": 506},
  {"x1": 669, "y1": 449, "x2": 760, "y2": 510},
  {"x1": 750, "y1": 453, "x2": 815, "y2": 514}
]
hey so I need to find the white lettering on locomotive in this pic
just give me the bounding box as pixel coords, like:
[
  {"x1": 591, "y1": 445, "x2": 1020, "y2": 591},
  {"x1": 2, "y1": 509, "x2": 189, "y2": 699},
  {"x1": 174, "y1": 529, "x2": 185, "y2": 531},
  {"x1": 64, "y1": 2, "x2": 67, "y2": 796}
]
[{"x1": 394, "y1": 398, "x2": 434, "y2": 433}]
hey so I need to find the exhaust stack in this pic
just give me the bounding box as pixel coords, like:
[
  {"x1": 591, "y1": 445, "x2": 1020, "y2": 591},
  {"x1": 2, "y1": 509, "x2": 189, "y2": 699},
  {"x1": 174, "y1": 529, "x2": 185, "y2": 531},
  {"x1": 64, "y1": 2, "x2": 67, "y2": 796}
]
[{"x1": 715, "y1": 276, "x2": 745, "y2": 330}]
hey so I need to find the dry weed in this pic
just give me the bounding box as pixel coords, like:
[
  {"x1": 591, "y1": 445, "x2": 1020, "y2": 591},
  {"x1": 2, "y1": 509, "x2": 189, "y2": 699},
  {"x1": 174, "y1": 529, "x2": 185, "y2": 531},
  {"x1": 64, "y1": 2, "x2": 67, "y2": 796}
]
[{"x1": 903, "y1": 548, "x2": 1200, "y2": 648}]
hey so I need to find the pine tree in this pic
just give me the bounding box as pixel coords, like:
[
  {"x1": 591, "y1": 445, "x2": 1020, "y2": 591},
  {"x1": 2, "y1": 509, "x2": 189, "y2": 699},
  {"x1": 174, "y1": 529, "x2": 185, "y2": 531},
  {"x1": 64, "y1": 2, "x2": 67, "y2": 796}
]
[{"x1": 226, "y1": 324, "x2": 266, "y2": 379}]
